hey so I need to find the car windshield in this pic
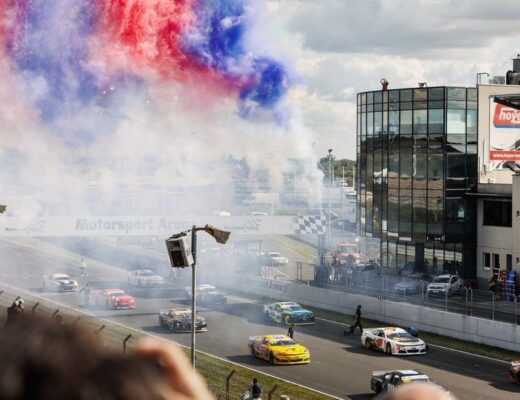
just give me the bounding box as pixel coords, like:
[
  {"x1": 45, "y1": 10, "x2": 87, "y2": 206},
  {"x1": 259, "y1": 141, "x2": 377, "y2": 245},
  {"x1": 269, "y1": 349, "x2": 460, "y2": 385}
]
[
  {"x1": 269, "y1": 252, "x2": 281, "y2": 257},
  {"x1": 271, "y1": 338, "x2": 296, "y2": 346},
  {"x1": 111, "y1": 292, "x2": 126, "y2": 297},
  {"x1": 282, "y1": 304, "x2": 303, "y2": 311},
  {"x1": 53, "y1": 276, "x2": 69, "y2": 280},
  {"x1": 388, "y1": 332, "x2": 414, "y2": 340},
  {"x1": 433, "y1": 277, "x2": 450, "y2": 283},
  {"x1": 140, "y1": 271, "x2": 154, "y2": 276},
  {"x1": 338, "y1": 245, "x2": 356, "y2": 253}
]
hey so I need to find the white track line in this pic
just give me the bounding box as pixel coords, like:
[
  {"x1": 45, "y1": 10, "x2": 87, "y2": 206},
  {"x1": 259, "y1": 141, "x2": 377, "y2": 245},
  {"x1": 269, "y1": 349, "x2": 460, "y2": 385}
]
[{"x1": 0, "y1": 282, "x2": 344, "y2": 400}]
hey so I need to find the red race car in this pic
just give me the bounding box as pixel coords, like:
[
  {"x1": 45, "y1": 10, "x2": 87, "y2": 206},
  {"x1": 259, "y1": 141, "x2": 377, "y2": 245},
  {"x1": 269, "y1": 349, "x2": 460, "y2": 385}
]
[{"x1": 93, "y1": 289, "x2": 136, "y2": 310}]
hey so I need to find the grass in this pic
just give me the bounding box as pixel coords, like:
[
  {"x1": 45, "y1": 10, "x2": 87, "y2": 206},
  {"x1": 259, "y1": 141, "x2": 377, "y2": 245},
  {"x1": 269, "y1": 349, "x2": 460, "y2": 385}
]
[{"x1": 227, "y1": 289, "x2": 520, "y2": 363}]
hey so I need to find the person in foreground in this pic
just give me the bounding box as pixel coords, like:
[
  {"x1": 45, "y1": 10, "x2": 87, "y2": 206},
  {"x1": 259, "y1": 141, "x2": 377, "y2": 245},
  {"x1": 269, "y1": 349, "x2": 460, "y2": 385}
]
[
  {"x1": 376, "y1": 382, "x2": 457, "y2": 400},
  {"x1": 0, "y1": 316, "x2": 214, "y2": 400}
]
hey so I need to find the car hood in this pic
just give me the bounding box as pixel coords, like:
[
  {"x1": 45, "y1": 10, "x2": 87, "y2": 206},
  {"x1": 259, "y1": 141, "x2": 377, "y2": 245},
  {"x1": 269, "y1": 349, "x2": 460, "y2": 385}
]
[
  {"x1": 113, "y1": 295, "x2": 134, "y2": 302},
  {"x1": 270, "y1": 344, "x2": 308, "y2": 355},
  {"x1": 429, "y1": 283, "x2": 448, "y2": 289},
  {"x1": 392, "y1": 338, "x2": 424, "y2": 345}
]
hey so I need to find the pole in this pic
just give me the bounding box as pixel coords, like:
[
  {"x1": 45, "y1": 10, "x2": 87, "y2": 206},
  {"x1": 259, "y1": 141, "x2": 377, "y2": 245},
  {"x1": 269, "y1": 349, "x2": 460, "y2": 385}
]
[
  {"x1": 328, "y1": 152, "x2": 332, "y2": 244},
  {"x1": 191, "y1": 226, "x2": 197, "y2": 369}
]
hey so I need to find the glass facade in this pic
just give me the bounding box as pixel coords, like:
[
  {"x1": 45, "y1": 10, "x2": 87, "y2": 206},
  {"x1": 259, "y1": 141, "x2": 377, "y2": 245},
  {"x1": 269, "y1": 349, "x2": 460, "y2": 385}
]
[{"x1": 357, "y1": 87, "x2": 477, "y2": 278}]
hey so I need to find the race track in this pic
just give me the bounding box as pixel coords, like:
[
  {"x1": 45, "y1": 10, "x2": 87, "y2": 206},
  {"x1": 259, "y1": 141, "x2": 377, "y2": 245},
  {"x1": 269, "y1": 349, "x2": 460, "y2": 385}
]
[{"x1": 0, "y1": 238, "x2": 518, "y2": 400}]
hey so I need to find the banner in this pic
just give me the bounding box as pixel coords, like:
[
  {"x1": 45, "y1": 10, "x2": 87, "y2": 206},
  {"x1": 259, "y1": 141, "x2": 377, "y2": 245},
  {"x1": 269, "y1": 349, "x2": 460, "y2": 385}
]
[
  {"x1": 489, "y1": 99, "x2": 520, "y2": 165},
  {"x1": 0, "y1": 215, "x2": 326, "y2": 237}
]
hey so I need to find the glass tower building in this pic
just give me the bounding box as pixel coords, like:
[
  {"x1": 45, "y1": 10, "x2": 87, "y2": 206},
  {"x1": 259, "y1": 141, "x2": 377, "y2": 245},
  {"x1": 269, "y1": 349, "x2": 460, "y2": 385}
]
[{"x1": 356, "y1": 87, "x2": 478, "y2": 279}]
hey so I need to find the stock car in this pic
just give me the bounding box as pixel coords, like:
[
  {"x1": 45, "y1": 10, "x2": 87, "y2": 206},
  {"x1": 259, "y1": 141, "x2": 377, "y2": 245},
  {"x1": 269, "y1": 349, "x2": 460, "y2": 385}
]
[
  {"x1": 127, "y1": 269, "x2": 164, "y2": 288},
  {"x1": 508, "y1": 361, "x2": 520, "y2": 384},
  {"x1": 248, "y1": 334, "x2": 310, "y2": 365},
  {"x1": 42, "y1": 273, "x2": 78, "y2": 292},
  {"x1": 92, "y1": 289, "x2": 136, "y2": 310},
  {"x1": 158, "y1": 308, "x2": 208, "y2": 333},
  {"x1": 185, "y1": 284, "x2": 227, "y2": 305},
  {"x1": 263, "y1": 302, "x2": 315, "y2": 325},
  {"x1": 371, "y1": 370, "x2": 432, "y2": 394},
  {"x1": 361, "y1": 327, "x2": 427, "y2": 356}
]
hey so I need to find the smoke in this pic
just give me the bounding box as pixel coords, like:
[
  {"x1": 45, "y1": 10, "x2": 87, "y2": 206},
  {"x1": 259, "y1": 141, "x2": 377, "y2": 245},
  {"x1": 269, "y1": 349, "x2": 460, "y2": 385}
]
[{"x1": 0, "y1": 0, "x2": 322, "y2": 218}]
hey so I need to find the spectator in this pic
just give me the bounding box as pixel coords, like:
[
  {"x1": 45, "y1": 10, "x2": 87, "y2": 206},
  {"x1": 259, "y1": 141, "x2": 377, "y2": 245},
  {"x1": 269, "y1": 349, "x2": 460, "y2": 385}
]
[
  {"x1": 80, "y1": 257, "x2": 88, "y2": 277},
  {"x1": 287, "y1": 323, "x2": 294, "y2": 339},
  {"x1": 488, "y1": 275, "x2": 497, "y2": 293},
  {"x1": 377, "y1": 382, "x2": 457, "y2": 400},
  {"x1": 0, "y1": 316, "x2": 214, "y2": 400},
  {"x1": 344, "y1": 305, "x2": 363, "y2": 336},
  {"x1": 5, "y1": 298, "x2": 24, "y2": 327},
  {"x1": 79, "y1": 284, "x2": 91, "y2": 307},
  {"x1": 252, "y1": 378, "x2": 262, "y2": 399}
]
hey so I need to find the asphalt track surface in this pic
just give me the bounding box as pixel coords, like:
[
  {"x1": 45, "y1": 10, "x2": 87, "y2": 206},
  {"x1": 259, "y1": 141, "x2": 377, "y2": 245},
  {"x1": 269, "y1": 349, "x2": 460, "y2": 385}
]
[{"x1": 0, "y1": 238, "x2": 519, "y2": 400}]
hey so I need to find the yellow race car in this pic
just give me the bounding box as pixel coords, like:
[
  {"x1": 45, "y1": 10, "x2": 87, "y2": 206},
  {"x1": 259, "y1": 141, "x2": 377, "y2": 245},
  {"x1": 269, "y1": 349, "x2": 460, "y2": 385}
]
[{"x1": 248, "y1": 334, "x2": 310, "y2": 365}]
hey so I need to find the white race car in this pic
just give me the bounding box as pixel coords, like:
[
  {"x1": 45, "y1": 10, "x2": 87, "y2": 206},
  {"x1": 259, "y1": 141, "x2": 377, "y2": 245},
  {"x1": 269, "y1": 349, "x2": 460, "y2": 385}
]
[
  {"x1": 127, "y1": 269, "x2": 164, "y2": 288},
  {"x1": 42, "y1": 273, "x2": 78, "y2": 292},
  {"x1": 361, "y1": 327, "x2": 427, "y2": 356}
]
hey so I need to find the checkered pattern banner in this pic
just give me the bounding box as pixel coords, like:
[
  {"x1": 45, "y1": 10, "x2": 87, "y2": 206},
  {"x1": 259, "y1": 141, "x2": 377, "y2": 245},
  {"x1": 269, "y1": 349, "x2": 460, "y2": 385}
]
[{"x1": 293, "y1": 215, "x2": 327, "y2": 235}]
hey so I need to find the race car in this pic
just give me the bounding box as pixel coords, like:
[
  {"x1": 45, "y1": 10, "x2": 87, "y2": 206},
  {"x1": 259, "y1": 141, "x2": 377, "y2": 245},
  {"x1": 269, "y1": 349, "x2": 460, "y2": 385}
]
[
  {"x1": 127, "y1": 269, "x2": 164, "y2": 288},
  {"x1": 508, "y1": 361, "x2": 520, "y2": 384},
  {"x1": 185, "y1": 284, "x2": 227, "y2": 305},
  {"x1": 92, "y1": 289, "x2": 136, "y2": 310},
  {"x1": 263, "y1": 302, "x2": 315, "y2": 325},
  {"x1": 361, "y1": 327, "x2": 427, "y2": 356},
  {"x1": 248, "y1": 334, "x2": 310, "y2": 365},
  {"x1": 371, "y1": 370, "x2": 432, "y2": 393},
  {"x1": 158, "y1": 308, "x2": 207, "y2": 333},
  {"x1": 42, "y1": 273, "x2": 78, "y2": 292}
]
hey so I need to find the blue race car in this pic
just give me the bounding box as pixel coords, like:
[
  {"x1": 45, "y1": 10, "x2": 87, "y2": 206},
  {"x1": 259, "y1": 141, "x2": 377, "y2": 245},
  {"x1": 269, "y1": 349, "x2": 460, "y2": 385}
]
[{"x1": 263, "y1": 302, "x2": 315, "y2": 325}]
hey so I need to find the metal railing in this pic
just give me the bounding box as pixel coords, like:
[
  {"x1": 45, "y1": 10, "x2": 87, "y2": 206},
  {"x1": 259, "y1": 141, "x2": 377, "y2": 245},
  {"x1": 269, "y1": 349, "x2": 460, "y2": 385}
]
[{"x1": 0, "y1": 286, "x2": 322, "y2": 400}]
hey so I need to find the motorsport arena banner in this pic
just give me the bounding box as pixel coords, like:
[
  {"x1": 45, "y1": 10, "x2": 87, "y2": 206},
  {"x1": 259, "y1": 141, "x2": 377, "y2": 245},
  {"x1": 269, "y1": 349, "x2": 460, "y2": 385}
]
[
  {"x1": 0, "y1": 215, "x2": 326, "y2": 237},
  {"x1": 489, "y1": 98, "x2": 520, "y2": 164}
]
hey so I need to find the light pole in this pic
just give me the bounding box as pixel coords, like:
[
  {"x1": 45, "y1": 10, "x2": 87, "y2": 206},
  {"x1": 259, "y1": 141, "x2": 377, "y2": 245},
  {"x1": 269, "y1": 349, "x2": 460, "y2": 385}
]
[
  {"x1": 166, "y1": 224, "x2": 230, "y2": 369},
  {"x1": 476, "y1": 72, "x2": 489, "y2": 85},
  {"x1": 328, "y1": 149, "x2": 333, "y2": 244}
]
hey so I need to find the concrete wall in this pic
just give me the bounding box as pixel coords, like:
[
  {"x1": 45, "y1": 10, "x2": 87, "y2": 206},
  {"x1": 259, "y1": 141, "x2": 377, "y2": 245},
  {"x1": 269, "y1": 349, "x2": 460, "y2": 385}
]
[{"x1": 224, "y1": 275, "x2": 520, "y2": 352}]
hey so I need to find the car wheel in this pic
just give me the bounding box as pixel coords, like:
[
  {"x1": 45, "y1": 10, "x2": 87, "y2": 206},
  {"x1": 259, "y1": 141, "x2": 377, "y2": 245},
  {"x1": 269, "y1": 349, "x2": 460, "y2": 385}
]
[
  {"x1": 264, "y1": 312, "x2": 270, "y2": 321},
  {"x1": 269, "y1": 352, "x2": 275, "y2": 364},
  {"x1": 364, "y1": 338, "x2": 371, "y2": 350},
  {"x1": 250, "y1": 347, "x2": 256, "y2": 357},
  {"x1": 385, "y1": 343, "x2": 392, "y2": 355}
]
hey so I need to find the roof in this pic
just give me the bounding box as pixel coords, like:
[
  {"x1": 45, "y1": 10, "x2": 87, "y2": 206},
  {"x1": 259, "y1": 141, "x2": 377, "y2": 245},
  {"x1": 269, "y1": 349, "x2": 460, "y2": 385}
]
[{"x1": 375, "y1": 327, "x2": 407, "y2": 333}]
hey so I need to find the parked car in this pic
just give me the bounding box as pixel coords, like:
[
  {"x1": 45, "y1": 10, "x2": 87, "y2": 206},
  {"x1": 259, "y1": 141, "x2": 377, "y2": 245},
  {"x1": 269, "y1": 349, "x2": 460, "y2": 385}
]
[
  {"x1": 127, "y1": 269, "x2": 164, "y2": 288},
  {"x1": 427, "y1": 274, "x2": 463, "y2": 297},
  {"x1": 42, "y1": 273, "x2": 78, "y2": 292},
  {"x1": 393, "y1": 274, "x2": 431, "y2": 295},
  {"x1": 263, "y1": 251, "x2": 288, "y2": 267}
]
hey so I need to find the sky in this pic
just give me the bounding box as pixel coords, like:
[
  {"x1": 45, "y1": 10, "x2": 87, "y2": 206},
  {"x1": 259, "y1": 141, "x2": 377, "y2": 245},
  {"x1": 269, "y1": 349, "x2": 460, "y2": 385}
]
[{"x1": 268, "y1": 0, "x2": 520, "y2": 159}]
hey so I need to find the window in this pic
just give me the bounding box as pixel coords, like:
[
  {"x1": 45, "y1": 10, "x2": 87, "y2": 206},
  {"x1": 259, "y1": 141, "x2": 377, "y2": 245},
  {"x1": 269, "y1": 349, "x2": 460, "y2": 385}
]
[
  {"x1": 447, "y1": 110, "x2": 466, "y2": 133},
  {"x1": 428, "y1": 109, "x2": 444, "y2": 134},
  {"x1": 483, "y1": 200, "x2": 512, "y2": 227},
  {"x1": 413, "y1": 110, "x2": 427, "y2": 134},
  {"x1": 492, "y1": 254, "x2": 500, "y2": 272},
  {"x1": 400, "y1": 110, "x2": 413, "y2": 134},
  {"x1": 507, "y1": 254, "x2": 513, "y2": 272}
]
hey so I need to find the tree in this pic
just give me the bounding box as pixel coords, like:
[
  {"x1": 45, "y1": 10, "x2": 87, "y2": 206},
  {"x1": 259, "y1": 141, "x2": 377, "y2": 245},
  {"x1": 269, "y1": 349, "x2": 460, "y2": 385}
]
[{"x1": 317, "y1": 158, "x2": 356, "y2": 186}]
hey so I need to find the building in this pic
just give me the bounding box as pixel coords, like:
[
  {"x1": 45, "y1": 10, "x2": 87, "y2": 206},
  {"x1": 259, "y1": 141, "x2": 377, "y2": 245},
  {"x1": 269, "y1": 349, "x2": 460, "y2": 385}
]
[
  {"x1": 475, "y1": 59, "x2": 520, "y2": 288},
  {"x1": 356, "y1": 85, "x2": 478, "y2": 280}
]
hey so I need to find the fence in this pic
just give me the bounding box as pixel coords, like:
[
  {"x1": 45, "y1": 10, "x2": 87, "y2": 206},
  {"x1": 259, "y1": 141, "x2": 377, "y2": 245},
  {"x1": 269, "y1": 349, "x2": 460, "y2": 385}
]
[
  {"x1": 309, "y1": 267, "x2": 520, "y2": 326},
  {"x1": 0, "y1": 284, "x2": 334, "y2": 400}
]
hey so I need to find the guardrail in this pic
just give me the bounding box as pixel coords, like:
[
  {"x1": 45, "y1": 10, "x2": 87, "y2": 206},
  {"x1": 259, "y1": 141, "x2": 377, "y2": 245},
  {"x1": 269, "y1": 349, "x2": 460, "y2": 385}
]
[{"x1": 0, "y1": 284, "x2": 334, "y2": 400}]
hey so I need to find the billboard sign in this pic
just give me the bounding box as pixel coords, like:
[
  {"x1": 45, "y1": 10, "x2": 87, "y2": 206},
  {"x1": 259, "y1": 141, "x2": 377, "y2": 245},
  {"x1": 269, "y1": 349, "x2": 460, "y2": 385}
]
[{"x1": 489, "y1": 99, "x2": 520, "y2": 164}]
